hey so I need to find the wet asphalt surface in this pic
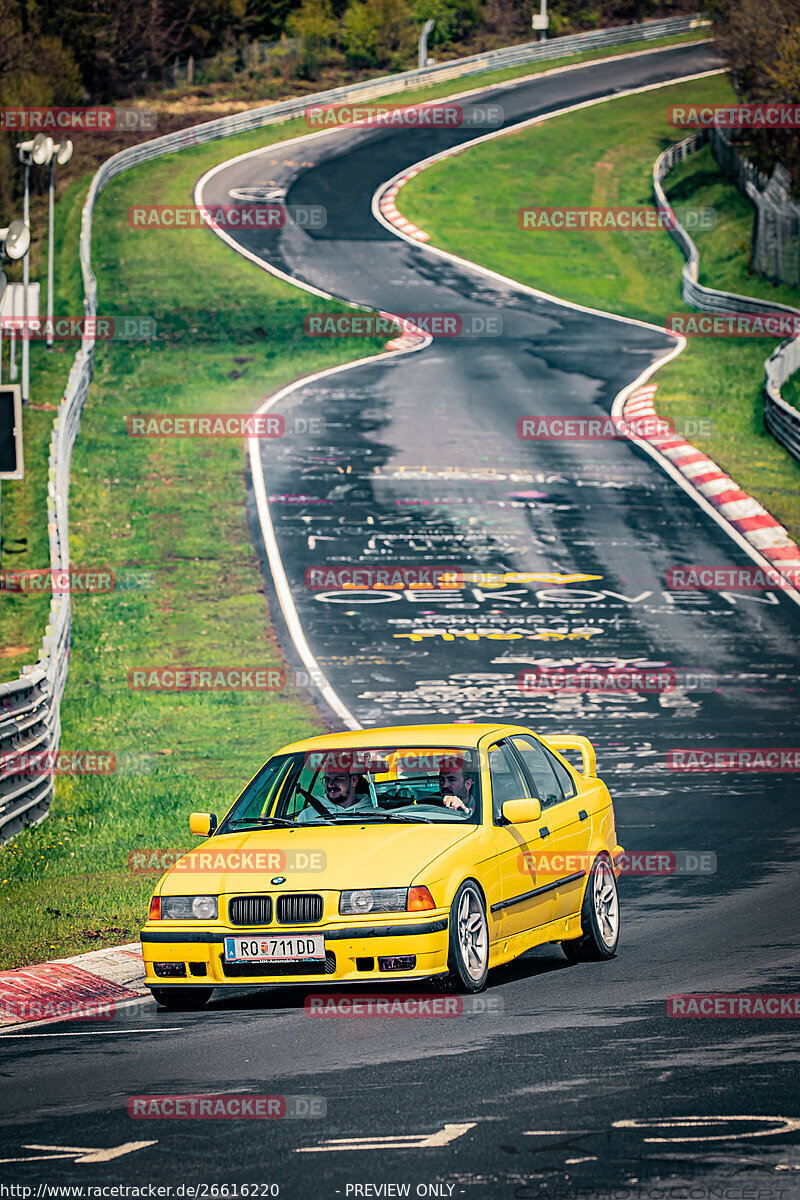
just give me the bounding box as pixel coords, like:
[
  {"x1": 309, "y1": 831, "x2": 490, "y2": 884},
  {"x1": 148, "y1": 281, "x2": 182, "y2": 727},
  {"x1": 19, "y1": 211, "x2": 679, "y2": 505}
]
[{"x1": 2, "y1": 40, "x2": 799, "y2": 1200}]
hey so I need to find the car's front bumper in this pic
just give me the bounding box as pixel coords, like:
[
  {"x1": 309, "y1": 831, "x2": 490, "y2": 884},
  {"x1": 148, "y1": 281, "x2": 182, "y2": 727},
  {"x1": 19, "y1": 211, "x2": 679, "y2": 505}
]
[{"x1": 140, "y1": 915, "x2": 450, "y2": 988}]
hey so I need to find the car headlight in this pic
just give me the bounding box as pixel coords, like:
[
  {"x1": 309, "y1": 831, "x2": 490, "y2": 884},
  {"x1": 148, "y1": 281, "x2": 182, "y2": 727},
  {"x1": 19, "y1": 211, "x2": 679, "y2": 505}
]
[
  {"x1": 160, "y1": 895, "x2": 218, "y2": 920},
  {"x1": 339, "y1": 887, "x2": 408, "y2": 915}
]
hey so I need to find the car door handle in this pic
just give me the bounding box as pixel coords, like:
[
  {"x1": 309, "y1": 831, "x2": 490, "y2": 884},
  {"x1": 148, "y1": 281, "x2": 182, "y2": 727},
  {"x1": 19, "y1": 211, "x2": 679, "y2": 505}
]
[
  {"x1": 539, "y1": 826, "x2": 550, "y2": 839},
  {"x1": 579, "y1": 810, "x2": 588, "y2": 821}
]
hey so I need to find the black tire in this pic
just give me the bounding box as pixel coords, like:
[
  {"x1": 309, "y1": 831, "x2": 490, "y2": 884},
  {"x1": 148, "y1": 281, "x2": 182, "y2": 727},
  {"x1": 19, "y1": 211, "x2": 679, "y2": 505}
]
[
  {"x1": 560, "y1": 854, "x2": 620, "y2": 964},
  {"x1": 445, "y1": 880, "x2": 489, "y2": 993},
  {"x1": 150, "y1": 987, "x2": 213, "y2": 1010}
]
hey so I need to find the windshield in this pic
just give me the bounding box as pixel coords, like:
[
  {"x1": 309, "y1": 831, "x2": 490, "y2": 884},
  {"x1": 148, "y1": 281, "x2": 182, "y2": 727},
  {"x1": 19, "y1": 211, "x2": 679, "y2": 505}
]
[{"x1": 218, "y1": 747, "x2": 482, "y2": 831}]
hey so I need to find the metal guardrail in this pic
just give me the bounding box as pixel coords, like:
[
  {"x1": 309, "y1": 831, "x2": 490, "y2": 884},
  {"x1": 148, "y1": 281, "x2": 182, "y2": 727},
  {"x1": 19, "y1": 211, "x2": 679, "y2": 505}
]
[
  {"x1": 654, "y1": 131, "x2": 800, "y2": 465},
  {"x1": 169, "y1": 16, "x2": 706, "y2": 88},
  {"x1": 707, "y1": 128, "x2": 799, "y2": 288},
  {"x1": 765, "y1": 337, "x2": 800, "y2": 462},
  {"x1": 0, "y1": 670, "x2": 56, "y2": 841},
  {"x1": 0, "y1": 13, "x2": 709, "y2": 843}
]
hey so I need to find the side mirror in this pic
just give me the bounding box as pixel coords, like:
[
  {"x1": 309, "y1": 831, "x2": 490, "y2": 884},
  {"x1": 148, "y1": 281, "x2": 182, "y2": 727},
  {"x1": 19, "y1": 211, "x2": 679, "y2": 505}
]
[
  {"x1": 189, "y1": 812, "x2": 217, "y2": 837},
  {"x1": 501, "y1": 797, "x2": 542, "y2": 825}
]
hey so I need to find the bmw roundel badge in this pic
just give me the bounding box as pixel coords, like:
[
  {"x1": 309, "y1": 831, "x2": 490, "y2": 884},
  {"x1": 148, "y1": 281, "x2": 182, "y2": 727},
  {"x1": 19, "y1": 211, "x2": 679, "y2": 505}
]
[{"x1": 271, "y1": 876, "x2": 286, "y2": 885}]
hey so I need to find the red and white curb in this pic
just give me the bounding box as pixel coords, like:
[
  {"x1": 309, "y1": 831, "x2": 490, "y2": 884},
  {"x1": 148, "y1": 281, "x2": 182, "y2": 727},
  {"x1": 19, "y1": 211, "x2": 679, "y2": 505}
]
[
  {"x1": 379, "y1": 171, "x2": 430, "y2": 242},
  {"x1": 623, "y1": 384, "x2": 800, "y2": 582},
  {"x1": 376, "y1": 307, "x2": 428, "y2": 351},
  {"x1": 0, "y1": 942, "x2": 147, "y2": 1029}
]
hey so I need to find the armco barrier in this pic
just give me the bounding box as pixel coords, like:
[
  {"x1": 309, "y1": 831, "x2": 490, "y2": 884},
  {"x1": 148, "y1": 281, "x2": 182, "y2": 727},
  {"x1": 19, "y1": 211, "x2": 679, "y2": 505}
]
[
  {"x1": 765, "y1": 337, "x2": 800, "y2": 462},
  {"x1": 0, "y1": 14, "x2": 708, "y2": 843},
  {"x1": 654, "y1": 131, "x2": 800, "y2": 465}
]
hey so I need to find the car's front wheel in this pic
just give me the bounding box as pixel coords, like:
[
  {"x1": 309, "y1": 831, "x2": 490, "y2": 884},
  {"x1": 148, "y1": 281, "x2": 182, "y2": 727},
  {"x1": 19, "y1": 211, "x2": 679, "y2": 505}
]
[
  {"x1": 150, "y1": 987, "x2": 213, "y2": 1010},
  {"x1": 445, "y1": 880, "x2": 489, "y2": 992},
  {"x1": 561, "y1": 854, "x2": 619, "y2": 963}
]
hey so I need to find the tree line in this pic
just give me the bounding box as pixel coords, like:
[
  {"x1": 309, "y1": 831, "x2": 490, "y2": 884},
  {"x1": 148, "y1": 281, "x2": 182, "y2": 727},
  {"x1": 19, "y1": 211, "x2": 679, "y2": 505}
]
[{"x1": 2, "y1": 0, "x2": 798, "y2": 220}]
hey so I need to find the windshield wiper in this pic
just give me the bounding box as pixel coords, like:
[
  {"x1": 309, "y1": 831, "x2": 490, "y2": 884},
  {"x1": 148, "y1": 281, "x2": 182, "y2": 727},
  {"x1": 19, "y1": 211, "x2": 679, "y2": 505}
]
[
  {"x1": 229, "y1": 816, "x2": 302, "y2": 829},
  {"x1": 330, "y1": 810, "x2": 435, "y2": 824}
]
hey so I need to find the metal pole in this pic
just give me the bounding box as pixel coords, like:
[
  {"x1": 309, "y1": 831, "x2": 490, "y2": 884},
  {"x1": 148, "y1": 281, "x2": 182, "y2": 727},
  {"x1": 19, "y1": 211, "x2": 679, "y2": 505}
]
[
  {"x1": 22, "y1": 160, "x2": 30, "y2": 404},
  {"x1": 47, "y1": 157, "x2": 55, "y2": 350},
  {"x1": 418, "y1": 19, "x2": 435, "y2": 70}
]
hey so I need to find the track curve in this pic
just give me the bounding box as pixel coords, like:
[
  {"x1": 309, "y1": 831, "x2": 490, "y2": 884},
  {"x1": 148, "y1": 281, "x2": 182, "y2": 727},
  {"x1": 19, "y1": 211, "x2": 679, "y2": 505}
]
[{"x1": 3, "y1": 41, "x2": 799, "y2": 1200}]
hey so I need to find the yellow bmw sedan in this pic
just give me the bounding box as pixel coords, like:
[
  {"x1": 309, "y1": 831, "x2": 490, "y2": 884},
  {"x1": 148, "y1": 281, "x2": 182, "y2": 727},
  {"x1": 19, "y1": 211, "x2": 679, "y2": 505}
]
[{"x1": 141, "y1": 724, "x2": 623, "y2": 1009}]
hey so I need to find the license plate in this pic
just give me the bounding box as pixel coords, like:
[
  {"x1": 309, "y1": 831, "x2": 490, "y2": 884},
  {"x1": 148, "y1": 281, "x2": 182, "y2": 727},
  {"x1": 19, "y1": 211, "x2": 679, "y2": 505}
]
[{"x1": 224, "y1": 935, "x2": 325, "y2": 962}]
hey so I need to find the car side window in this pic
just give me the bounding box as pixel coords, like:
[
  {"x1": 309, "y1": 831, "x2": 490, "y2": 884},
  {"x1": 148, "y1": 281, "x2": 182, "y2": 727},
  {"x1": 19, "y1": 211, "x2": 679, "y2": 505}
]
[
  {"x1": 542, "y1": 745, "x2": 577, "y2": 799},
  {"x1": 510, "y1": 736, "x2": 563, "y2": 808},
  {"x1": 489, "y1": 742, "x2": 531, "y2": 824}
]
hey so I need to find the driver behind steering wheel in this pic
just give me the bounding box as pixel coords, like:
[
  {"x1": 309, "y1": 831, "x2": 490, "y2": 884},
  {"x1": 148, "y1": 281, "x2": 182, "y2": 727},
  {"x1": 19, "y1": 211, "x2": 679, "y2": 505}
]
[{"x1": 295, "y1": 759, "x2": 375, "y2": 822}]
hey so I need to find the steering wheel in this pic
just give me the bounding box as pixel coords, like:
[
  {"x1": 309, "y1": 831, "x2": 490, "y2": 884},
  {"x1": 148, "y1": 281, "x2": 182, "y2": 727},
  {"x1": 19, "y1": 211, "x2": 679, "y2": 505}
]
[{"x1": 294, "y1": 783, "x2": 330, "y2": 817}]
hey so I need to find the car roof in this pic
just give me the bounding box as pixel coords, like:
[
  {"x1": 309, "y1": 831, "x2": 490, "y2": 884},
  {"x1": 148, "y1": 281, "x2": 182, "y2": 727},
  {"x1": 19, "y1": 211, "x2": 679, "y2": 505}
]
[{"x1": 279, "y1": 723, "x2": 531, "y2": 754}]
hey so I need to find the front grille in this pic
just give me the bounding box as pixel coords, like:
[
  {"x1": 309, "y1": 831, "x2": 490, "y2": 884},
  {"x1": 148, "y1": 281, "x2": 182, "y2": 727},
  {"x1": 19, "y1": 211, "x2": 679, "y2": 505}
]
[
  {"x1": 222, "y1": 951, "x2": 336, "y2": 977},
  {"x1": 276, "y1": 894, "x2": 323, "y2": 924},
  {"x1": 229, "y1": 895, "x2": 273, "y2": 926}
]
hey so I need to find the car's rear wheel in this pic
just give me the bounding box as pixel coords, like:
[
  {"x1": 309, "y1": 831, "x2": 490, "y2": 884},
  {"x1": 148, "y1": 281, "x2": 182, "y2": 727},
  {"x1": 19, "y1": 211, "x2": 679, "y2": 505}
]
[
  {"x1": 445, "y1": 880, "x2": 489, "y2": 993},
  {"x1": 150, "y1": 987, "x2": 213, "y2": 1010},
  {"x1": 561, "y1": 854, "x2": 619, "y2": 963}
]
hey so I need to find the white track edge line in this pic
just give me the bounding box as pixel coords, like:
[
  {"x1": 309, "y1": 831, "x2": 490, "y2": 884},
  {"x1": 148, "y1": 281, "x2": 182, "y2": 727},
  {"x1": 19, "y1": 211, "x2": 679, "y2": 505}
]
[
  {"x1": 371, "y1": 72, "x2": 800, "y2": 609},
  {"x1": 371, "y1": 69, "x2": 724, "y2": 335},
  {"x1": 613, "y1": 376, "x2": 800, "y2": 608},
  {"x1": 196, "y1": 56, "x2": 737, "y2": 729},
  {"x1": 246, "y1": 348, "x2": 430, "y2": 732}
]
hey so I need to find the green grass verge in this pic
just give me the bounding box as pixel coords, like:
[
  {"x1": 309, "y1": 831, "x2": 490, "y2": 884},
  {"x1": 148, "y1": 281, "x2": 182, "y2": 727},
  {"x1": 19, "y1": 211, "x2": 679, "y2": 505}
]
[
  {"x1": 399, "y1": 75, "x2": 800, "y2": 543},
  {"x1": 1, "y1": 122, "x2": 394, "y2": 968},
  {"x1": 1, "y1": 27, "x2": 710, "y2": 682},
  {"x1": 783, "y1": 374, "x2": 800, "y2": 411},
  {"x1": 0, "y1": 31, "x2": 711, "y2": 969},
  {"x1": 1, "y1": 25, "x2": 706, "y2": 682}
]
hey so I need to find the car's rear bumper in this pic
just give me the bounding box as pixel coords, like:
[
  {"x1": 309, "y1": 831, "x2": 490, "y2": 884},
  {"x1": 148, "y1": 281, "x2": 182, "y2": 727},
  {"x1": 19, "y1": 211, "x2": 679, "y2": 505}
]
[{"x1": 140, "y1": 915, "x2": 450, "y2": 988}]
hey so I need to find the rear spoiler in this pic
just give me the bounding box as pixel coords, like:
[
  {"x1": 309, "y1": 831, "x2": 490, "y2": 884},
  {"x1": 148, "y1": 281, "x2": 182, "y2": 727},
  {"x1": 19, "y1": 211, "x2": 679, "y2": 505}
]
[{"x1": 544, "y1": 735, "x2": 596, "y2": 779}]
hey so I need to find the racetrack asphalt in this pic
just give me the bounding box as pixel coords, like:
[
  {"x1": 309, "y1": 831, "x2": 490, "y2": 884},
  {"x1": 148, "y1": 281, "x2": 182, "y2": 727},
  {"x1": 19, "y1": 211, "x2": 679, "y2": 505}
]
[{"x1": 2, "y1": 41, "x2": 799, "y2": 1200}]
